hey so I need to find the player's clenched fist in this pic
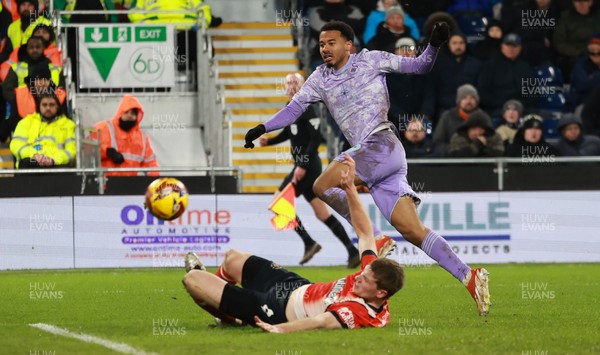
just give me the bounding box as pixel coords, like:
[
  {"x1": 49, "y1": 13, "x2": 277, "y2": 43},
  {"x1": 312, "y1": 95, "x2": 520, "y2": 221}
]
[
  {"x1": 244, "y1": 124, "x2": 266, "y2": 149},
  {"x1": 429, "y1": 22, "x2": 450, "y2": 47}
]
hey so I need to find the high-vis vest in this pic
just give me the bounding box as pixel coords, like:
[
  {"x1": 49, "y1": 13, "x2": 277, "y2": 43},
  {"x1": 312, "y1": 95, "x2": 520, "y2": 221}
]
[
  {"x1": 7, "y1": 16, "x2": 53, "y2": 49},
  {"x1": 10, "y1": 61, "x2": 61, "y2": 87},
  {"x1": 92, "y1": 95, "x2": 159, "y2": 176},
  {"x1": 10, "y1": 112, "x2": 76, "y2": 168},
  {"x1": 128, "y1": 0, "x2": 211, "y2": 29},
  {"x1": 2, "y1": 0, "x2": 47, "y2": 21},
  {"x1": 0, "y1": 44, "x2": 63, "y2": 82}
]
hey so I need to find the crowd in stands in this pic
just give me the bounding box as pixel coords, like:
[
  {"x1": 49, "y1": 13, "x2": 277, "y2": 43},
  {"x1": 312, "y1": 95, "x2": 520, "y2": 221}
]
[
  {"x1": 1, "y1": 0, "x2": 599, "y2": 171},
  {"x1": 303, "y1": 0, "x2": 600, "y2": 158},
  {"x1": 0, "y1": 0, "x2": 218, "y2": 170}
]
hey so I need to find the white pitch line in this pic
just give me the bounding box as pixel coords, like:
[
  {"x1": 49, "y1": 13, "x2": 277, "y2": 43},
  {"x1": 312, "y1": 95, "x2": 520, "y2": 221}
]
[{"x1": 29, "y1": 323, "x2": 154, "y2": 355}]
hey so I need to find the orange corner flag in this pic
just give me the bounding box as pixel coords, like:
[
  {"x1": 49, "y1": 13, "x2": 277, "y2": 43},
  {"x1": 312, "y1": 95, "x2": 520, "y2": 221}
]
[{"x1": 268, "y1": 182, "x2": 298, "y2": 231}]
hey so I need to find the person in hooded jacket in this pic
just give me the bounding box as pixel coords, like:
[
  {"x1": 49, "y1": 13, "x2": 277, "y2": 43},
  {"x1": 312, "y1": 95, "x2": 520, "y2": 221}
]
[
  {"x1": 448, "y1": 110, "x2": 504, "y2": 157},
  {"x1": 92, "y1": 95, "x2": 159, "y2": 177},
  {"x1": 555, "y1": 112, "x2": 600, "y2": 155},
  {"x1": 505, "y1": 113, "x2": 559, "y2": 157}
]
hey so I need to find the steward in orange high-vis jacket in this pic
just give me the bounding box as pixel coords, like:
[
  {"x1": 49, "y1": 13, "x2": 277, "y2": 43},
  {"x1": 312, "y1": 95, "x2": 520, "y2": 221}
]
[{"x1": 92, "y1": 95, "x2": 159, "y2": 176}]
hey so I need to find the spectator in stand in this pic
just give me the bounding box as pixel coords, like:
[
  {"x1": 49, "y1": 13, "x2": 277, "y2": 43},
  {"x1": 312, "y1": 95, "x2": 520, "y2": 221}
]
[
  {"x1": 553, "y1": 0, "x2": 600, "y2": 80},
  {"x1": 477, "y1": 33, "x2": 534, "y2": 116},
  {"x1": 9, "y1": 93, "x2": 75, "y2": 168},
  {"x1": 0, "y1": 63, "x2": 66, "y2": 142},
  {"x1": 401, "y1": 117, "x2": 442, "y2": 158},
  {"x1": 434, "y1": 84, "x2": 492, "y2": 154},
  {"x1": 581, "y1": 83, "x2": 600, "y2": 136},
  {"x1": 430, "y1": 32, "x2": 482, "y2": 122},
  {"x1": 555, "y1": 112, "x2": 600, "y2": 155},
  {"x1": 473, "y1": 19, "x2": 502, "y2": 61},
  {"x1": 2, "y1": 0, "x2": 47, "y2": 22},
  {"x1": 505, "y1": 114, "x2": 559, "y2": 157},
  {"x1": 1, "y1": 24, "x2": 62, "y2": 81},
  {"x1": 501, "y1": 0, "x2": 560, "y2": 66},
  {"x1": 496, "y1": 99, "x2": 524, "y2": 145},
  {"x1": 92, "y1": 95, "x2": 159, "y2": 177},
  {"x1": 363, "y1": 0, "x2": 420, "y2": 44},
  {"x1": 6, "y1": 0, "x2": 52, "y2": 51},
  {"x1": 568, "y1": 32, "x2": 600, "y2": 109},
  {"x1": 386, "y1": 37, "x2": 435, "y2": 127},
  {"x1": 308, "y1": 0, "x2": 365, "y2": 68},
  {"x1": 366, "y1": 6, "x2": 414, "y2": 53},
  {"x1": 448, "y1": 111, "x2": 504, "y2": 157},
  {"x1": 1, "y1": 36, "x2": 64, "y2": 142}
]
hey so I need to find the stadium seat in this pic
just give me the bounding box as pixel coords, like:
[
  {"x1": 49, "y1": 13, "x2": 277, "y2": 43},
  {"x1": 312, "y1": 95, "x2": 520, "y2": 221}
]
[
  {"x1": 456, "y1": 14, "x2": 487, "y2": 45},
  {"x1": 539, "y1": 111, "x2": 562, "y2": 141},
  {"x1": 533, "y1": 63, "x2": 564, "y2": 88},
  {"x1": 537, "y1": 92, "x2": 566, "y2": 112}
]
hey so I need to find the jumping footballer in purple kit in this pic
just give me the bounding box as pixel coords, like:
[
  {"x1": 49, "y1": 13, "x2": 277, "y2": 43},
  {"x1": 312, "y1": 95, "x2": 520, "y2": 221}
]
[{"x1": 245, "y1": 21, "x2": 491, "y2": 316}]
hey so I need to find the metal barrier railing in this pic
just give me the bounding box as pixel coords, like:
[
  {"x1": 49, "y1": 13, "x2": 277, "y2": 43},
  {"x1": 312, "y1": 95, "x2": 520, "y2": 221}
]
[{"x1": 1, "y1": 166, "x2": 243, "y2": 195}]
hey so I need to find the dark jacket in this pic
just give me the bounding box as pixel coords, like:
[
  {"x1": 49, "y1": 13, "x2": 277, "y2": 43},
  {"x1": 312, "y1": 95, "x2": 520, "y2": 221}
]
[
  {"x1": 505, "y1": 126, "x2": 559, "y2": 157},
  {"x1": 581, "y1": 84, "x2": 600, "y2": 137},
  {"x1": 431, "y1": 36, "x2": 482, "y2": 118},
  {"x1": 501, "y1": 1, "x2": 560, "y2": 65},
  {"x1": 555, "y1": 113, "x2": 600, "y2": 156},
  {"x1": 386, "y1": 69, "x2": 435, "y2": 123},
  {"x1": 477, "y1": 52, "x2": 534, "y2": 114},
  {"x1": 448, "y1": 112, "x2": 504, "y2": 157},
  {"x1": 473, "y1": 19, "x2": 502, "y2": 61},
  {"x1": 569, "y1": 55, "x2": 600, "y2": 108},
  {"x1": 433, "y1": 107, "x2": 491, "y2": 154},
  {"x1": 402, "y1": 138, "x2": 443, "y2": 158},
  {"x1": 553, "y1": 7, "x2": 600, "y2": 58},
  {"x1": 366, "y1": 22, "x2": 413, "y2": 53}
]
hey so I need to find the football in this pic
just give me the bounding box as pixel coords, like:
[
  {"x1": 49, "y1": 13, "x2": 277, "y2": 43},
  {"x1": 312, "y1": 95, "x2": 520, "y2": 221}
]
[{"x1": 145, "y1": 177, "x2": 189, "y2": 221}]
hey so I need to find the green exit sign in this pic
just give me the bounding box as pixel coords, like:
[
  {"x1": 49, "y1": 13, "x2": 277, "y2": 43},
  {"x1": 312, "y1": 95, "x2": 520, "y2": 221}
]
[{"x1": 135, "y1": 27, "x2": 167, "y2": 42}]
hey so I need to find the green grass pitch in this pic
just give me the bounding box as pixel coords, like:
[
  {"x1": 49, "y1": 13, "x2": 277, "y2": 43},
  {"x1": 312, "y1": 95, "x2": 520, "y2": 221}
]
[{"x1": 1, "y1": 263, "x2": 598, "y2": 354}]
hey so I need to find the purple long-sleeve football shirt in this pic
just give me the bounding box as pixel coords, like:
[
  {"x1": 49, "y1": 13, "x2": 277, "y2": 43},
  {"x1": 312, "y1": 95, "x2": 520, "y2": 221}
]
[{"x1": 263, "y1": 46, "x2": 439, "y2": 146}]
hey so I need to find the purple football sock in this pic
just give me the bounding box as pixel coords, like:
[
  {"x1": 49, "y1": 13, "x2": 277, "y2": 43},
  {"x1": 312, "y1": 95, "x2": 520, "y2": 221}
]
[
  {"x1": 421, "y1": 230, "x2": 470, "y2": 281},
  {"x1": 321, "y1": 187, "x2": 382, "y2": 236}
]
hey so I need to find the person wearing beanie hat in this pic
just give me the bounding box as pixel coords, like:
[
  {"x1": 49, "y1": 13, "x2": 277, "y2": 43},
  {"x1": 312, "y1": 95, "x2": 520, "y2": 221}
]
[
  {"x1": 555, "y1": 113, "x2": 600, "y2": 156},
  {"x1": 363, "y1": 0, "x2": 421, "y2": 45},
  {"x1": 455, "y1": 84, "x2": 479, "y2": 107},
  {"x1": 496, "y1": 99, "x2": 524, "y2": 144},
  {"x1": 448, "y1": 111, "x2": 504, "y2": 157},
  {"x1": 568, "y1": 32, "x2": 600, "y2": 109},
  {"x1": 366, "y1": 5, "x2": 413, "y2": 53},
  {"x1": 434, "y1": 84, "x2": 491, "y2": 155},
  {"x1": 505, "y1": 114, "x2": 559, "y2": 157}
]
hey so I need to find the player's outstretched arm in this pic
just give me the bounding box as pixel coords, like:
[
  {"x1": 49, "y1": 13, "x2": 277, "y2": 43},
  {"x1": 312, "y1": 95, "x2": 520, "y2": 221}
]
[
  {"x1": 244, "y1": 101, "x2": 305, "y2": 148},
  {"x1": 254, "y1": 312, "x2": 341, "y2": 334},
  {"x1": 394, "y1": 22, "x2": 449, "y2": 75},
  {"x1": 340, "y1": 153, "x2": 376, "y2": 255}
]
